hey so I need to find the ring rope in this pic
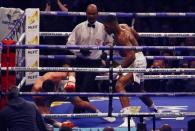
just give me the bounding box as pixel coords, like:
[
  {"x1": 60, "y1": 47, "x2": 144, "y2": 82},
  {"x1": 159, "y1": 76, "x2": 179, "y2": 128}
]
[
  {"x1": 16, "y1": 77, "x2": 26, "y2": 90},
  {"x1": 95, "y1": 75, "x2": 195, "y2": 80},
  {"x1": 43, "y1": 112, "x2": 195, "y2": 118},
  {"x1": 40, "y1": 32, "x2": 195, "y2": 38},
  {"x1": 2, "y1": 67, "x2": 195, "y2": 73},
  {"x1": 40, "y1": 11, "x2": 195, "y2": 17},
  {"x1": 40, "y1": 55, "x2": 195, "y2": 60},
  {"x1": 18, "y1": 92, "x2": 195, "y2": 97},
  {"x1": 4, "y1": 45, "x2": 195, "y2": 51},
  {"x1": 16, "y1": 33, "x2": 25, "y2": 45}
]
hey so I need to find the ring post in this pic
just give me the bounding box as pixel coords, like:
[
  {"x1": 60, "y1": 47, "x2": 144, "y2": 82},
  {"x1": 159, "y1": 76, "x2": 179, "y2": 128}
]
[
  {"x1": 153, "y1": 115, "x2": 156, "y2": 131},
  {"x1": 108, "y1": 45, "x2": 114, "y2": 117},
  {"x1": 128, "y1": 116, "x2": 131, "y2": 131}
]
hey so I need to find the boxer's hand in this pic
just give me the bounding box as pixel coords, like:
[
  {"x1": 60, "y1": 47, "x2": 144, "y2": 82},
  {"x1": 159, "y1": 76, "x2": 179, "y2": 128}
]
[
  {"x1": 114, "y1": 65, "x2": 122, "y2": 79},
  {"x1": 116, "y1": 65, "x2": 122, "y2": 75},
  {"x1": 80, "y1": 49, "x2": 91, "y2": 56}
]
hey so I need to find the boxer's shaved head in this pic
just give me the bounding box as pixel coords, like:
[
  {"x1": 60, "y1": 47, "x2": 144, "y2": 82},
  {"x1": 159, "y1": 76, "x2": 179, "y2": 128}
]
[
  {"x1": 86, "y1": 4, "x2": 98, "y2": 24},
  {"x1": 103, "y1": 15, "x2": 119, "y2": 35}
]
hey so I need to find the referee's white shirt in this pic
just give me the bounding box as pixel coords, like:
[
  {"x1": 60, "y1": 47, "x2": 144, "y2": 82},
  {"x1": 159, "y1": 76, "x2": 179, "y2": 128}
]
[{"x1": 67, "y1": 20, "x2": 113, "y2": 59}]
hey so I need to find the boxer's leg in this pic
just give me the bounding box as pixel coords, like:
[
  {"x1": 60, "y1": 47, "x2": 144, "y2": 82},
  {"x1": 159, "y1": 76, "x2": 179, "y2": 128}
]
[
  {"x1": 115, "y1": 73, "x2": 136, "y2": 127},
  {"x1": 115, "y1": 73, "x2": 134, "y2": 108},
  {"x1": 133, "y1": 82, "x2": 158, "y2": 112}
]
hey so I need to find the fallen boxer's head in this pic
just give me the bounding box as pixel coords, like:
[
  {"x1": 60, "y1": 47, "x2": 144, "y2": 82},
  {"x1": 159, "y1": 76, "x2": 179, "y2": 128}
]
[{"x1": 103, "y1": 15, "x2": 118, "y2": 35}]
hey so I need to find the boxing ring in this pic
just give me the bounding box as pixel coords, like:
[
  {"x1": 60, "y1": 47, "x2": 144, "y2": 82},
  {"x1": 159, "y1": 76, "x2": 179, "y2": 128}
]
[{"x1": 1, "y1": 10, "x2": 195, "y2": 130}]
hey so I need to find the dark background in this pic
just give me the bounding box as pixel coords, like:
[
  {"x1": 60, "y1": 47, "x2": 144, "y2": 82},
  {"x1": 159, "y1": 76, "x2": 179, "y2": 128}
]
[{"x1": 1, "y1": 0, "x2": 195, "y2": 12}]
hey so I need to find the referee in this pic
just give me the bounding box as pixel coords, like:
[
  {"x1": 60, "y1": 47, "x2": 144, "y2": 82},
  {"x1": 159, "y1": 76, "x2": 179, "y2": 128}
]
[{"x1": 67, "y1": 4, "x2": 113, "y2": 112}]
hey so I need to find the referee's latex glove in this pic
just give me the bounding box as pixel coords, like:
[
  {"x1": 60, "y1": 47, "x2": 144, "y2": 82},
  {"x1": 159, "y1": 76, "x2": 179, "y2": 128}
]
[{"x1": 80, "y1": 48, "x2": 91, "y2": 56}]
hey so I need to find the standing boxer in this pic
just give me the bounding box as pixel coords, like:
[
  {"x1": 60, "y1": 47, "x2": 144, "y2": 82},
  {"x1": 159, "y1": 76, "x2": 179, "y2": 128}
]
[{"x1": 103, "y1": 15, "x2": 158, "y2": 127}]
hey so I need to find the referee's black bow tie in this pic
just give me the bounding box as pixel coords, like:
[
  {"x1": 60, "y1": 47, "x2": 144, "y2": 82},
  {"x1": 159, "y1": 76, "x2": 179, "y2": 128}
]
[{"x1": 88, "y1": 23, "x2": 95, "y2": 28}]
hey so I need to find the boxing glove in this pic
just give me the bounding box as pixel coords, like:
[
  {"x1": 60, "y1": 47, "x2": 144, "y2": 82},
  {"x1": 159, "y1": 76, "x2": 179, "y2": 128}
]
[
  {"x1": 61, "y1": 121, "x2": 75, "y2": 128},
  {"x1": 64, "y1": 76, "x2": 76, "y2": 92}
]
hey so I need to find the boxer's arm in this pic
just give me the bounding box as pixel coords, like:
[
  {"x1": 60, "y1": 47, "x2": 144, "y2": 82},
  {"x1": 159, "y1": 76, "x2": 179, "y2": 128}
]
[
  {"x1": 121, "y1": 49, "x2": 135, "y2": 68},
  {"x1": 32, "y1": 78, "x2": 43, "y2": 92},
  {"x1": 32, "y1": 72, "x2": 56, "y2": 92},
  {"x1": 120, "y1": 24, "x2": 139, "y2": 40},
  {"x1": 130, "y1": 27, "x2": 139, "y2": 39},
  {"x1": 32, "y1": 78, "x2": 45, "y2": 101}
]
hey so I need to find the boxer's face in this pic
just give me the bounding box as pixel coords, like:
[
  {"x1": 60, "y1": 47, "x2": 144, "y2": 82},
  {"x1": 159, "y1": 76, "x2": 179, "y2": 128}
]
[
  {"x1": 104, "y1": 23, "x2": 115, "y2": 35},
  {"x1": 86, "y1": 7, "x2": 98, "y2": 24}
]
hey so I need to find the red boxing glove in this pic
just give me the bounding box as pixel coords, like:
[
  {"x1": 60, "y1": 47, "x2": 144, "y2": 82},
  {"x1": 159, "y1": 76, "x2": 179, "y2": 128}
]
[
  {"x1": 64, "y1": 81, "x2": 76, "y2": 92},
  {"x1": 61, "y1": 121, "x2": 75, "y2": 128},
  {"x1": 64, "y1": 76, "x2": 76, "y2": 92}
]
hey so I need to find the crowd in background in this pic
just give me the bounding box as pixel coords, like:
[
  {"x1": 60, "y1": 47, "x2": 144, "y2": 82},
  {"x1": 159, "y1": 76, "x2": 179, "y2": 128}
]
[{"x1": 2, "y1": 0, "x2": 195, "y2": 92}]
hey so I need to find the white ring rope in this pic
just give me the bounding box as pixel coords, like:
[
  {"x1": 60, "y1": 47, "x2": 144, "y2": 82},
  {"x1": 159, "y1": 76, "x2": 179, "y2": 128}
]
[
  {"x1": 16, "y1": 33, "x2": 25, "y2": 45},
  {"x1": 40, "y1": 55, "x2": 195, "y2": 60},
  {"x1": 43, "y1": 112, "x2": 195, "y2": 118},
  {"x1": 16, "y1": 77, "x2": 26, "y2": 90},
  {"x1": 95, "y1": 75, "x2": 195, "y2": 80},
  {"x1": 6, "y1": 45, "x2": 195, "y2": 50},
  {"x1": 2, "y1": 67, "x2": 195, "y2": 73},
  {"x1": 40, "y1": 11, "x2": 195, "y2": 17},
  {"x1": 39, "y1": 32, "x2": 195, "y2": 38},
  {"x1": 19, "y1": 92, "x2": 195, "y2": 97}
]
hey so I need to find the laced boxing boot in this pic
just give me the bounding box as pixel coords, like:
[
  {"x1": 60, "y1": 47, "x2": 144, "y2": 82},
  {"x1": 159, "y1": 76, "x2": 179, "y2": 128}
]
[
  {"x1": 144, "y1": 103, "x2": 161, "y2": 120},
  {"x1": 96, "y1": 109, "x2": 116, "y2": 123},
  {"x1": 148, "y1": 103, "x2": 159, "y2": 113},
  {"x1": 118, "y1": 107, "x2": 136, "y2": 127}
]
